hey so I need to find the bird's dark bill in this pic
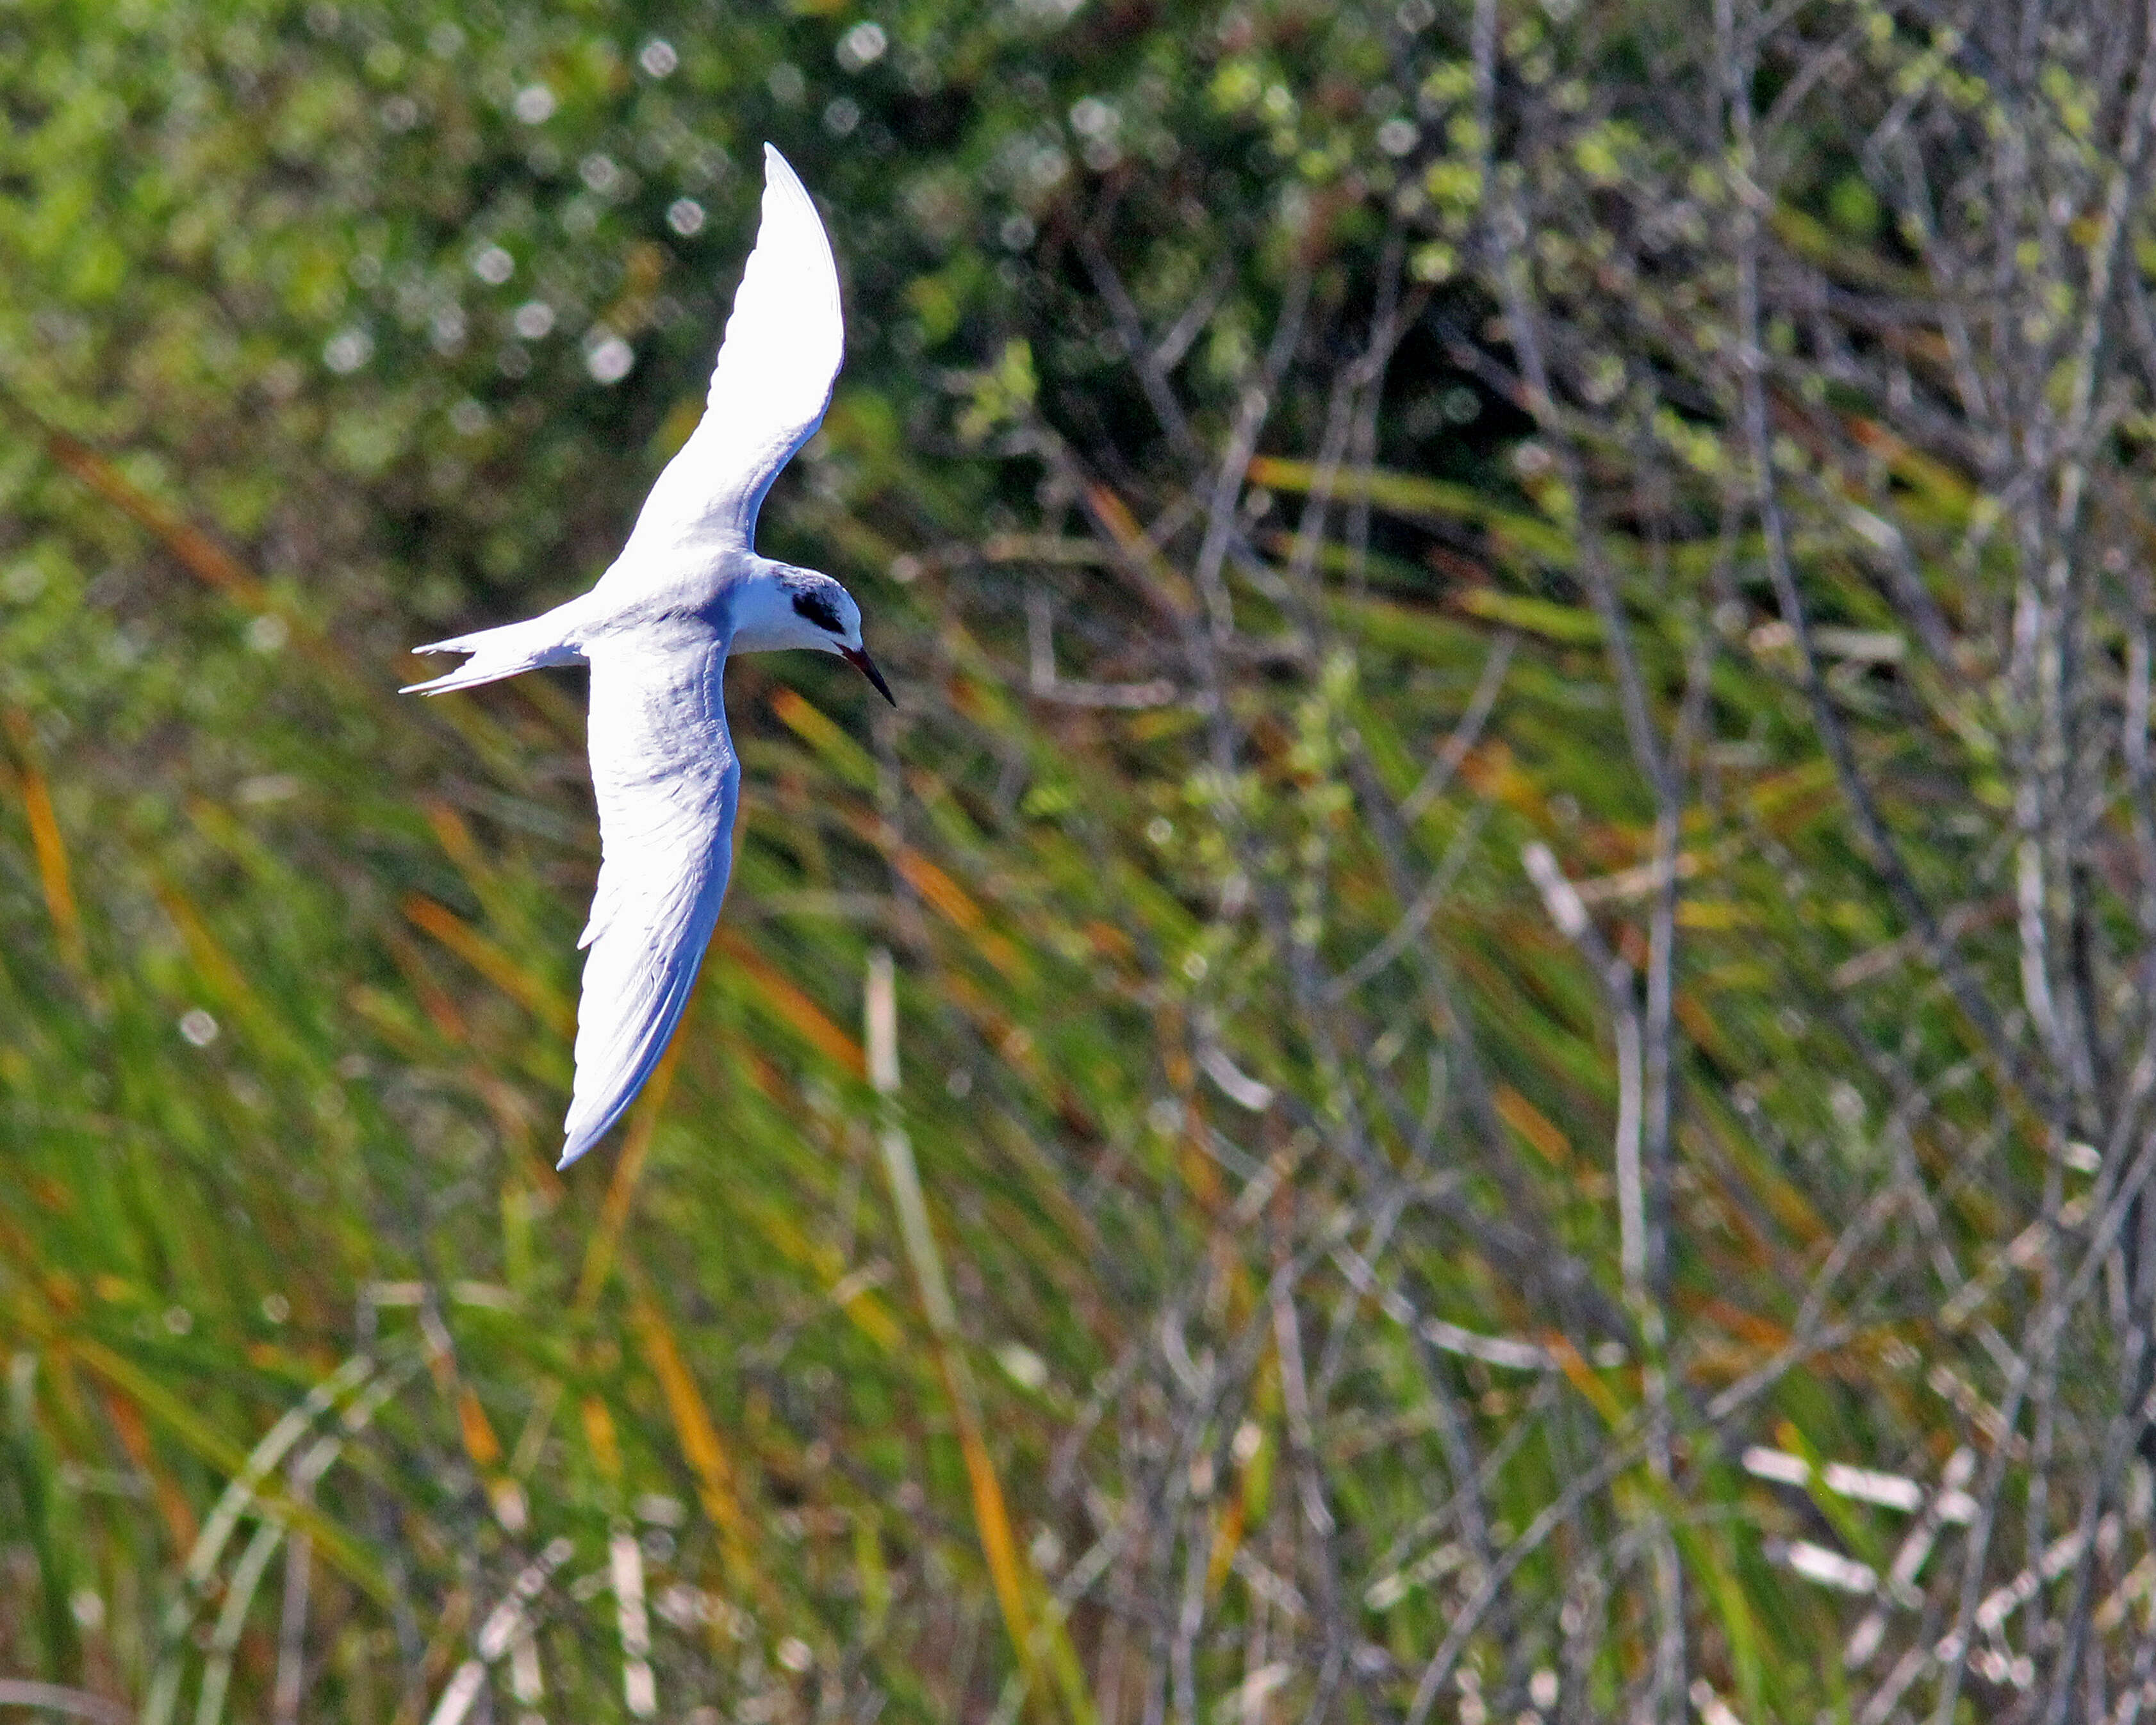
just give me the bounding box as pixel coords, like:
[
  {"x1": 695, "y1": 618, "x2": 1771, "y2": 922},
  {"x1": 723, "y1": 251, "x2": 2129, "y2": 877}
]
[{"x1": 843, "y1": 646, "x2": 896, "y2": 706}]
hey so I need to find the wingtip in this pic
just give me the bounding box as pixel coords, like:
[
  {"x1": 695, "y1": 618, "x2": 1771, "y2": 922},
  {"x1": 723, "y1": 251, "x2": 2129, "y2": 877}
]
[
  {"x1": 557, "y1": 1096, "x2": 625, "y2": 1169},
  {"x1": 557, "y1": 1113, "x2": 608, "y2": 1169},
  {"x1": 557, "y1": 1096, "x2": 609, "y2": 1166},
  {"x1": 762, "y1": 142, "x2": 807, "y2": 194}
]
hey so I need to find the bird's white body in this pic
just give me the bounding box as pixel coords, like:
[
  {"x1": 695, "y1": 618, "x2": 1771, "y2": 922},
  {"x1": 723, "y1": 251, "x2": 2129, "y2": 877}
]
[{"x1": 406, "y1": 145, "x2": 889, "y2": 1167}]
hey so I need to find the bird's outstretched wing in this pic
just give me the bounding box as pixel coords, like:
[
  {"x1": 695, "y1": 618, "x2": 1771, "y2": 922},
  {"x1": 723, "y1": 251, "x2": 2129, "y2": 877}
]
[
  {"x1": 615, "y1": 144, "x2": 843, "y2": 565},
  {"x1": 559, "y1": 630, "x2": 739, "y2": 1166}
]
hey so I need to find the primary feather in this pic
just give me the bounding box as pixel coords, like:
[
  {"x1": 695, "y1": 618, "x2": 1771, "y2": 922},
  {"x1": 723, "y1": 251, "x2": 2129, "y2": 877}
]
[{"x1": 610, "y1": 144, "x2": 844, "y2": 571}]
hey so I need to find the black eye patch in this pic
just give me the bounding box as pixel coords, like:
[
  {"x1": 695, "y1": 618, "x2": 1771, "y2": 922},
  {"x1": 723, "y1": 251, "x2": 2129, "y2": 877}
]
[{"x1": 791, "y1": 588, "x2": 843, "y2": 632}]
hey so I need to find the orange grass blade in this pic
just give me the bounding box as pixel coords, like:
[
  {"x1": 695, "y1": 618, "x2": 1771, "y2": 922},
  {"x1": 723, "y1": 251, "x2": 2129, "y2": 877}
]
[
  {"x1": 1, "y1": 710, "x2": 84, "y2": 969},
  {"x1": 100, "y1": 1385, "x2": 200, "y2": 1556},
  {"x1": 13, "y1": 406, "x2": 269, "y2": 607},
  {"x1": 711, "y1": 928, "x2": 865, "y2": 1076},
  {"x1": 864, "y1": 949, "x2": 1087, "y2": 1724},
  {"x1": 629, "y1": 1291, "x2": 753, "y2": 1559},
  {"x1": 402, "y1": 893, "x2": 575, "y2": 1037},
  {"x1": 151, "y1": 877, "x2": 279, "y2": 1051},
  {"x1": 573, "y1": 1012, "x2": 691, "y2": 1309}
]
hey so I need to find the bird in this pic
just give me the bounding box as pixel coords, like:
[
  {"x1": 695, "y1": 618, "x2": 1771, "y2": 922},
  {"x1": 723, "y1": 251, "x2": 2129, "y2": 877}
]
[{"x1": 404, "y1": 144, "x2": 892, "y2": 1169}]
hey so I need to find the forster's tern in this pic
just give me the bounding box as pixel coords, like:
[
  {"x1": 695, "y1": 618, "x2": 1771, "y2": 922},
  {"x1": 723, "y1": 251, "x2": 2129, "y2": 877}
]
[{"x1": 406, "y1": 145, "x2": 891, "y2": 1168}]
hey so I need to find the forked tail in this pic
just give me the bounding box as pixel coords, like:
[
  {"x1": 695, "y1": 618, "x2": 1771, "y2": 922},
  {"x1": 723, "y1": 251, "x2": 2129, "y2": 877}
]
[{"x1": 401, "y1": 607, "x2": 585, "y2": 695}]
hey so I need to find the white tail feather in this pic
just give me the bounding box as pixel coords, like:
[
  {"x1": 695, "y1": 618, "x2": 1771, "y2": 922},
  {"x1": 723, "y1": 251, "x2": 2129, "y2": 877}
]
[{"x1": 401, "y1": 609, "x2": 585, "y2": 695}]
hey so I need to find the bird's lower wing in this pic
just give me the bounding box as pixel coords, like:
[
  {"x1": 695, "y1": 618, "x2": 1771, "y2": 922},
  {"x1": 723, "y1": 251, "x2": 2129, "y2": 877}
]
[{"x1": 560, "y1": 631, "x2": 739, "y2": 1167}]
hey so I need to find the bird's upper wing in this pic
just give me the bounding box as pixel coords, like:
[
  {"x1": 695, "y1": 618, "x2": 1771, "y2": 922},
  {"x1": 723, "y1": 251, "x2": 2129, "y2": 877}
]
[
  {"x1": 559, "y1": 629, "x2": 739, "y2": 1167},
  {"x1": 614, "y1": 145, "x2": 843, "y2": 566}
]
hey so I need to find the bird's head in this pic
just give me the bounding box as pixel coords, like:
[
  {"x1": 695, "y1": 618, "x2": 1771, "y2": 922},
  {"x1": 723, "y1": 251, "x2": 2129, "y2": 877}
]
[{"x1": 737, "y1": 565, "x2": 894, "y2": 704}]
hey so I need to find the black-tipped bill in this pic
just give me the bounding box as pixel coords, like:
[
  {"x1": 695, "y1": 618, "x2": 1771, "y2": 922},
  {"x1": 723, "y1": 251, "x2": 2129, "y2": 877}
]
[{"x1": 843, "y1": 645, "x2": 896, "y2": 706}]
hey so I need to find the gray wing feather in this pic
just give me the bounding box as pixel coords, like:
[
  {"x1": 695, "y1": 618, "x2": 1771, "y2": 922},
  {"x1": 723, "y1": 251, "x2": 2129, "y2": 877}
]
[
  {"x1": 611, "y1": 144, "x2": 843, "y2": 568},
  {"x1": 559, "y1": 631, "x2": 738, "y2": 1166}
]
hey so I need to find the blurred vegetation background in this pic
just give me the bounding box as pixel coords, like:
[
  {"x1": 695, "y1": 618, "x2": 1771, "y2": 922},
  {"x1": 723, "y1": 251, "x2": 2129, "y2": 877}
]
[{"x1": 8, "y1": 0, "x2": 2156, "y2": 1719}]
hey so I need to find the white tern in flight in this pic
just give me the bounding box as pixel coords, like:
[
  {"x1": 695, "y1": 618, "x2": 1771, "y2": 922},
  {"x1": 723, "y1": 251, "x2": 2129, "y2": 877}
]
[{"x1": 405, "y1": 145, "x2": 892, "y2": 1168}]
